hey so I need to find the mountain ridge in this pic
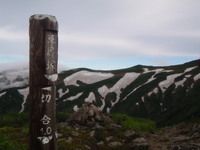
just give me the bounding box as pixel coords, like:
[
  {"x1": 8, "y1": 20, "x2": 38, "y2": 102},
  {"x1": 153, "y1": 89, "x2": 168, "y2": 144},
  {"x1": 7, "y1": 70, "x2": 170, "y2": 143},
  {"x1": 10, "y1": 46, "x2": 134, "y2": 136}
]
[{"x1": 0, "y1": 59, "x2": 200, "y2": 126}]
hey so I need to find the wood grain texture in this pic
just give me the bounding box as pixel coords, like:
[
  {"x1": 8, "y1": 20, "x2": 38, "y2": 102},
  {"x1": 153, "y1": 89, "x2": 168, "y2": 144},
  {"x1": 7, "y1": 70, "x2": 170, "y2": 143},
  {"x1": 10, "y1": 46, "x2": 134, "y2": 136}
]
[{"x1": 29, "y1": 14, "x2": 58, "y2": 150}]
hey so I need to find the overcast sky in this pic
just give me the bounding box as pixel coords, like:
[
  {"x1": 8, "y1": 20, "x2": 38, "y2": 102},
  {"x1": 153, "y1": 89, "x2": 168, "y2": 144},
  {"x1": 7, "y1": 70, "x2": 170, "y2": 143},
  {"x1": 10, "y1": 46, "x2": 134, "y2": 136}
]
[{"x1": 0, "y1": 0, "x2": 199, "y2": 70}]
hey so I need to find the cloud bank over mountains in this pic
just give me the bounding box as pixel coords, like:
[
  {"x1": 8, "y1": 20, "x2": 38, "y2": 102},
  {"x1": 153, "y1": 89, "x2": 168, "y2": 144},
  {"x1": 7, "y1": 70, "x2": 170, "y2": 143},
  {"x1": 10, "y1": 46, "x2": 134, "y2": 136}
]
[{"x1": 0, "y1": 0, "x2": 199, "y2": 69}]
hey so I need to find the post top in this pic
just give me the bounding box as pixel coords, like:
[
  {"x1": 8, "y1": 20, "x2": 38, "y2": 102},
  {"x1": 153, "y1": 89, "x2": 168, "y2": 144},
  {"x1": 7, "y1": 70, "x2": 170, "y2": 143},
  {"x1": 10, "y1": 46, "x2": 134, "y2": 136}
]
[{"x1": 30, "y1": 14, "x2": 57, "y2": 22}]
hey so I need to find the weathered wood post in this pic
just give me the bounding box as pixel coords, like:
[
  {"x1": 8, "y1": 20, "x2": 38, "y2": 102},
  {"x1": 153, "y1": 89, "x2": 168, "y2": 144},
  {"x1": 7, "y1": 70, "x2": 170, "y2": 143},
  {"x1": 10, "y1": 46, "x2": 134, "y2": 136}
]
[{"x1": 29, "y1": 14, "x2": 58, "y2": 150}]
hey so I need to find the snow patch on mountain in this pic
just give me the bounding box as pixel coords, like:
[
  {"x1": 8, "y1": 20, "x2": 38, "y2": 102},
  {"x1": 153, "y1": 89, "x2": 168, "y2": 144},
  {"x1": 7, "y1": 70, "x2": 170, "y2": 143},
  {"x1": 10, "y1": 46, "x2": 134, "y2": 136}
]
[
  {"x1": 143, "y1": 68, "x2": 164, "y2": 73},
  {"x1": 96, "y1": 72, "x2": 141, "y2": 111},
  {"x1": 63, "y1": 92, "x2": 83, "y2": 101},
  {"x1": 122, "y1": 84, "x2": 143, "y2": 101},
  {"x1": 107, "y1": 108, "x2": 111, "y2": 113},
  {"x1": 194, "y1": 73, "x2": 200, "y2": 81},
  {"x1": 58, "y1": 88, "x2": 69, "y2": 99},
  {"x1": 141, "y1": 97, "x2": 145, "y2": 102},
  {"x1": 190, "y1": 73, "x2": 200, "y2": 89},
  {"x1": 98, "y1": 85, "x2": 108, "y2": 98},
  {"x1": 98, "y1": 72, "x2": 140, "y2": 108},
  {"x1": 18, "y1": 87, "x2": 29, "y2": 113},
  {"x1": 143, "y1": 68, "x2": 149, "y2": 72},
  {"x1": 73, "y1": 105, "x2": 79, "y2": 112},
  {"x1": 175, "y1": 78, "x2": 187, "y2": 89},
  {"x1": 173, "y1": 66, "x2": 198, "y2": 90},
  {"x1": 143, "y1": 68, "x2": 173, "y2": 74},
  {"x1": 148, "y1": 87, "x2": 158, "y2": 96},
  {"x1": 85, "y1": 92, "x2": 96, "y2": 103},
  {"x1": 159, "y1": 73, "x2": 182, "y2": 93},
  {"x1": 0, "y1": 91, "x2": 6, "y2": 97},
  {"x1": 122, "y1": 69, "x2": 165, "y2": 101},
  {"x1": 64, "y1": 71, "x2": 114, "y2": 87},
  {"x1": 98, "y1": 98, "x2": 105, "y2": 111},
  {"x1": 185, "y1": 66, "x2": 197, "y2": 73},
  {"x1": 111, "y1": 72, "x2": 140, "y2": 105},
  {"x1": 185, "y1": 74, "x2": 192, "y2": 78}
]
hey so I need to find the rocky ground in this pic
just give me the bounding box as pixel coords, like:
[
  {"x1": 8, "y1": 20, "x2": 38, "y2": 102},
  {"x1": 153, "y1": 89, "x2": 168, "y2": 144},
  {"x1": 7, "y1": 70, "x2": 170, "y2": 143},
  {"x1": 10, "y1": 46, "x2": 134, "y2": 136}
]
[
  {"x1": 146, "y1": 123, "x2": 200, "y2": 150},
  {"x1": 56, "y1": 103, "x2": 200, "y2": 150}
]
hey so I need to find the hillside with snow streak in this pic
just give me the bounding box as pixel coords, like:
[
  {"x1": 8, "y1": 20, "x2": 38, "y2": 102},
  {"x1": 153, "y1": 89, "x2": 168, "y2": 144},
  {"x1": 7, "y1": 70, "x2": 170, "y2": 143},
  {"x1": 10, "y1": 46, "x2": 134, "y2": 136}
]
[{"x1": 0, "y1": 59, "x2": 200, "y2": 126}]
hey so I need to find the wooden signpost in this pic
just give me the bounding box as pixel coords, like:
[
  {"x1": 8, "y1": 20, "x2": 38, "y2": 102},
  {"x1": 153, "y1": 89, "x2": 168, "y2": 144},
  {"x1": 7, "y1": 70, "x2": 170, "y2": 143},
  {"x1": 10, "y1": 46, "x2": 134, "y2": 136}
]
[{"x1": 29, "y1": 14, "x2": 58, "y2": 150}]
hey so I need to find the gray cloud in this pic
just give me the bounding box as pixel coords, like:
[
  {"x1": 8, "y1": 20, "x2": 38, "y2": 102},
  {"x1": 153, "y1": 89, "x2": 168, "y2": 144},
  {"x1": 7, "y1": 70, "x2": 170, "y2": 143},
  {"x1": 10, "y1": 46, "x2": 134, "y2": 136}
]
[{"x1": 0, "y1": 0, "x2": 199, "y2": 67}]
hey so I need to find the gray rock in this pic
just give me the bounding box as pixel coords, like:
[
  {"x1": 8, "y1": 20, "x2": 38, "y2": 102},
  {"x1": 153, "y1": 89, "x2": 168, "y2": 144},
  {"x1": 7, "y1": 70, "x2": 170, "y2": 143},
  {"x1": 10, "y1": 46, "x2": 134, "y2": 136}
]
[
  {"x1": 130, "y1": 137, "x2": 148, "y2": 149},
  {"x1": 171, "y1": 135, "x2": 190, "y2": 143},
  {"x1": 124, "y1": 130, "x2": 137, "y2": 138},
  {"x1": 108, "y1": 141, "x2": 122, "y2": 147},
  {"x1": 167, "y1": 144, "x2": 200, "y2": 150},
  {"x1": 191, "y1": 132, "x2": 200, "y2": 139},
  {"x1": 65, "y1": 137, "x2": 73, "y2": 143},
  {"x1": 56, "y1": 132, "x2": 63, "y2": 138},
  {"x1": 109, "y1": 123, "x2": 122, "y2": 129},
  {"x1": 97, "y1": 141, "x2": 104, "y2": 146},
  {"x1": 71, "y1": 131, "x2": 79, "y2": 137},
  {"x1": 84, "y1": 145, "x2": 91, "y2": 150},
  {"x1": 89, "y1": 130, "x2": 95, "y2": 137},
  {"x1": 67, "y1": 103, "x2": 113, "y2": 126},
  {"x1": 106, "y1": 136, "x2": 113, "y2": 142},
  {"x1": 88, "y1": 109, "x2": 94, "y2": 117},
  {"x1": 94, "y1": 123, "x2": 104, "y2": 129},
  {"x1": 192, "y1": 124, "x2": 200, "y2": 133}
]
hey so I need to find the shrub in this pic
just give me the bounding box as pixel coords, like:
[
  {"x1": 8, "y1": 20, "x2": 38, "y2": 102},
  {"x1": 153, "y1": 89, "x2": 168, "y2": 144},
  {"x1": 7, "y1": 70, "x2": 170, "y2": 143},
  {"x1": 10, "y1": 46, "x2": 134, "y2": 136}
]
[
  {"x1": 56, "y1": 112, "x2": 71, "y2": 123},
  {"x1": 112, "y1": 113, "x2": 156, "y2": 132},
  {"x1": 0, "y1": 127, "x2": 27, "y2": 150},
  {"x1": 0, "y1": 112, "x2": 29, "y2": 127}
]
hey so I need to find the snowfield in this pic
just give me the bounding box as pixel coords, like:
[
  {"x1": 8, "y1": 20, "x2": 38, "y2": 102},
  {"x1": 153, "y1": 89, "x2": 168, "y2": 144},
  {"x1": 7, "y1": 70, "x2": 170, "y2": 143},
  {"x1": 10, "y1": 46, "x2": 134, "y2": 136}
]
[
  {"x1": 0, "y1": 62, "x2": 199, "y2": 114},
  {"x1": 85, "y1": 92, "x2": 96, "y2": 103},
  {"x1": 174, "y1": 78, "x2": 187, "y2": 89},
  {"x1": 57, "y1": 88, "x2": 69, "y2": 99},
  {"x1": 64, "y1": 71, "x2": 114, "y2": 86},
  {"x1": 18, "y1": 87, "x2": 29, "y2": 113},
  {"x1": 185, "y1": 66, "x2": 197, "y2": 73},
  {"x1": 63, "y1": 92, "x2": 83, "y2": 101},
  {"x1": 147, "y1": 87, "x2": 159, "y2": 96},
  {"x1": 98, "y1": 72, "x2": 141, "y2": 107},
  {"x1": 194, "y1": 73, "x2": 200, "y2": 81},
  {"x1": 159, "y1": 73, "x2": 182, "y2": 93}
]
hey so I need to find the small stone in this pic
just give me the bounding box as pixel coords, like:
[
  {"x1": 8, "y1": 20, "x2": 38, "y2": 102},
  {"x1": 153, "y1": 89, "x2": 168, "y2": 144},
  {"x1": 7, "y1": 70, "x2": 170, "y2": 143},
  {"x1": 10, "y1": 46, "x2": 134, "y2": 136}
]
[
  {"x1": 191, "y1": 132, "x2": 200, "y2": 139},
  {"x1": 192, "y1": 124, "x2": 200, "y2": 132},
  {"x1": 65, "y1": 137, "x2": 73, "y2": 143},
  {"x1": 71, "y1": 131, "x2": 79, "y2": 137},
  {"x1": 57, "y1": 138, "x2": 65, "y2": 142},
  {"x1": 95, "y1": 123, "x2": 103, "y2": 129},
  {"x1": 171, "y1": 135, "x2": 190, "y2": 143},
  {"x1": 108, "y1": 141, "x2": 122, "y2": 147},
  {"x1": 109, "y1": 123, "x2": 122, "y2": 129},
  {"x1": 88, "y1": 109, "x2": 94, "y2": 117},
  {"x1": 124, "y1": 130, "x2": 137, "y2": 138},
  {"x1": 89, "y1": 131, "x2": 95, "y2": 137},
  {"x1": 97, "y1": 141, "x2": 104, "y2": 146},
  {"x1": 56, "y1": 133, "x2": 63, "y2": 138},
  {"x1": 84, "y1": 145, "x2": 91, "y2": 150},
  {"x1": 106, "y1": 136, "x2": 113, "y2": 142},
  {"x1": 130, "y1": 137, "x2": 148, "y2": 149},
  {"x1": 95, "y1": 114, "x2": 101, "y2": 121}
]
